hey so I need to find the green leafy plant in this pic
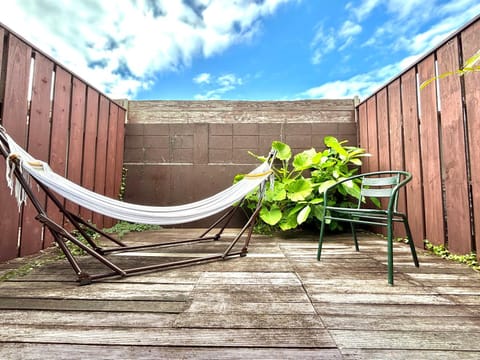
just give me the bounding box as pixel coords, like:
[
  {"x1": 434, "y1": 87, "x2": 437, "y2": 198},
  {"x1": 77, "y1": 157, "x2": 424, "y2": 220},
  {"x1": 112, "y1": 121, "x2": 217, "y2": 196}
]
[
  {"x1": 236, "y1": 136, "x2": 369, "y2": 233},
  {"x1": 424, "y1": 240, "x2": 479, "y2": 271}
]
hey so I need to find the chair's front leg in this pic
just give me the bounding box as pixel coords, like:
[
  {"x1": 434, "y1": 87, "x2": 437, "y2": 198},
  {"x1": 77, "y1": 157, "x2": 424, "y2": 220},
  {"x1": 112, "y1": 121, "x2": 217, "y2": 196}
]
[
  {"x1": 317, "y1": 215, "x2": 327, "y2": 261},
  {"x1": 403, "y1": 217, "x2": 419, "y2": 267},
  {"x1": 387, "y1": 220, "x2": 394, "y2": 285},
  {"x1": 351, "y1": 223, "x2": 359, "y2": 251}
]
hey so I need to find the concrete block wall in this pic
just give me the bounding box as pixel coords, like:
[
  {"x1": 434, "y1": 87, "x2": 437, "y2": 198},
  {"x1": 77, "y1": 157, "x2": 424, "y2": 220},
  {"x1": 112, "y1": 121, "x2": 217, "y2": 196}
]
[{"x1": 123, "y1": 100, "x2": 357, "y2": 227}]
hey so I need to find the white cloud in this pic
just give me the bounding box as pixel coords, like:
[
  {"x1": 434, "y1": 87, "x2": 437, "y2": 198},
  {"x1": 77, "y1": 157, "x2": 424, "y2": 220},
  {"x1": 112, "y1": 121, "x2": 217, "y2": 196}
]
[
  {"x1": 310, "y1": 18, "x2": 362, "y2": 65},
  {"x1": 300, "y1": 59, "x2": 411, "y2": 100},
  {"x1": 348, "y1": 0, "x2": 382, "y2": 21},
  {"x1": 0, "y1": 0, "x2": 293, "y2": 99},
  {"x1": 339, "y1": 20, "x2": 362, "y2": 38},
  {"x1": 193, "y1": 73, "x2": 212, "y2": 84},
  {"x1": 194, "y1": 73, "x2": 244, "y2": 100},
  {"x1": 310, "y1": 25, "x2": 336, "y2": 65}
]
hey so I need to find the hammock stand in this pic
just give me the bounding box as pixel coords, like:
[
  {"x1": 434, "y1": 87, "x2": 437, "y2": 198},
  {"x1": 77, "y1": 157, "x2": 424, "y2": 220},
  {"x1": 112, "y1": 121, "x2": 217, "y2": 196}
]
[{"x1": 0, "y1": 128, "x2": 274, "y2": 285}]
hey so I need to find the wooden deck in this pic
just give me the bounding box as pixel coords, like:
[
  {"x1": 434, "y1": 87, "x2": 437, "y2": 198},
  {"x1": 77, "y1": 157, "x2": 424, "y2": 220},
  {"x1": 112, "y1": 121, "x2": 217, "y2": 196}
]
[{"x1": 0, "y1": 228, "x2": 479, "y2": 359}]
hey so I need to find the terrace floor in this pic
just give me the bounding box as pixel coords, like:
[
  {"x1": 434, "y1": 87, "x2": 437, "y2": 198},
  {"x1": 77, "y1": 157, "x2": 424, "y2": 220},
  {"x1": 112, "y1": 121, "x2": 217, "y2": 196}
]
[{"x1": 0, "y1": 228, "x2": 479, "y2": 359}]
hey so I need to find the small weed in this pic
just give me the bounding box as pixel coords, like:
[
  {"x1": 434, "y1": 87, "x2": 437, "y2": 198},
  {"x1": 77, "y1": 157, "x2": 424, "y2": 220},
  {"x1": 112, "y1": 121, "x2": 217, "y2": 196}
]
[
  {"x1": 0, "y1": 254, "x2": 59, "y2": 282},
  {"x1": 103, "y1": 221, "x2": 162, "y2": 238},
  {"x1": 424, "y1": 240, "x2": 480, "y2": 271}
]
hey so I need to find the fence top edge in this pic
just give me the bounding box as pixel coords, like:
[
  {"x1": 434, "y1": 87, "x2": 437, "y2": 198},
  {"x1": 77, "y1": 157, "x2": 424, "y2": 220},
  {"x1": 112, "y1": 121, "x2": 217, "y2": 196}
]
[{"x1": 0, "y1": 21, "x2": 126, "y2": 111}]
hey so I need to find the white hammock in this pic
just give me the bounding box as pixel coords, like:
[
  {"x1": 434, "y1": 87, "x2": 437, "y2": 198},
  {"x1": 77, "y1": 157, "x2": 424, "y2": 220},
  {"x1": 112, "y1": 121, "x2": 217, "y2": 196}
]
[{"x1": 3, "y1": 132, "x2": 273, "y2": 225}]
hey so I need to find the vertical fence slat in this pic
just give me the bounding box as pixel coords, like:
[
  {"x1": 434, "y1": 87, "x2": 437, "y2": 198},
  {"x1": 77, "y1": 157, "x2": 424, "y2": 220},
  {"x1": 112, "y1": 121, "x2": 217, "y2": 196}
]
[
  {"x1": 366, "y1": 97, "x2": 379, "y2": 172},
  {"x1": 401, "y1": 68, "x2": 425, "y2": 246},
  {"x1": 20, "y1": 52, "x2": 53, "y2": 256},
  {"x1": 357, "y1": 102, "x2": 369, "y2": 171},
  {"x1": 376, "y1": 89, "x2": 390, "y2": 235},
  {"x1": 388, "y1": 79, "x2": 407, "y2": 237},
  {"x1": 46, "y1": 66, "x2": 72, "y2": 247},
  {"x1": 92, "y1": 96, "x2": 109, "y2": 229},
  {"x1": 437, "y1": 38, "x2": 472, "y2": 253},
  {"x1": 418, "y1": 55, "x2": 445, "y2": 246},
  {"x1": 0, "y1": 34, "x2": 31, "y2": 261},
  {"x1": 462, "y1": 20, "x2": 480, "y2": 258},
  {"x1": 80, "y1": 87, "x2": 99, "y2": 222},
  {"x1": 0, "y1": 28, "x2": 5, "y2": 102},
  {"x1": 104, "y1": 104, "x2": 119, "y2": 228},
  {"x1": 66, "y1": 78, "x2": 86, "y2": 215},
  {"x1": 376, "y1": 89, "x2": 390, "y2": 170},
  {"x1": 113, "y1": 106, "x2": 126, "y2": 209}
]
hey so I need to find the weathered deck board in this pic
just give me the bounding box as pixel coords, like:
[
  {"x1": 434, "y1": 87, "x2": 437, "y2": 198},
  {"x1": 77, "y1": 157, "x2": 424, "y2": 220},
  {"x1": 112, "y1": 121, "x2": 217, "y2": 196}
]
[
  {"x1": 0, "y1": 344, "x2": 343, "y2": 360},
  {"x1": 0, "y1": 229, "x2": 480, "y2": 359}
]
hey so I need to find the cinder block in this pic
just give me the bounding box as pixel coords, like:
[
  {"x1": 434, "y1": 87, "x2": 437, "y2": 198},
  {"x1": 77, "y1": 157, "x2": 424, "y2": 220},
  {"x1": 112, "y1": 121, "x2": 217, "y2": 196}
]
[
  {"x1": 210, "y1": 123, "x2": 232, "y2": 135},
  {"x1": 233, "y1": 123, "x2": 259, "y2": 135},
  {"x1": 209, "y1": 148, "x2": 233, "y2": 163},
  {"x1": 210, "y1": 135, "x2": 233, "y2": 149},
  {"x1": 144, "y1": 135, "x2": 169, "y2": 148},
  {"x1": 124, "y1": 135, "x2": 143, "y2": 149},
  {"x1": 144, "y1": 148, "x2": 170, "y2": 162},
  {"x1": 172, "y1": 148, "x2": 194, "y2": 163},
  {"x1": 233, "y1": 135, "x2": 258, "y2": 149}
]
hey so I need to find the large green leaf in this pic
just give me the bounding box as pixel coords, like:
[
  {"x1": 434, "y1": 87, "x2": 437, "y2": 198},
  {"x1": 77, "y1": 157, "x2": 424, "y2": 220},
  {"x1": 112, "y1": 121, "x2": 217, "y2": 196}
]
[
  {"x1": 272, "y1": 141, "x2": 291, "y2": 161},
  {"x1": 286, "y1": 178, "x2": 313, "y2": 201},
  {"x1": 293, "y1": 148, "x2": 317, "y2": 170},
  {"x1": 279, "y1": 213, "x2": 299, "y2": 231},
  {"x1": 265, "y1": 183, "x2": 286, "y2": 202},
  {"x1": 324, "y1": 136, "x2": 348, "y2": 159},
  {"x1": 341, "y1": 180, "x2": 361, "y2": 199},
  {"x1": 297, "y1": 205, "x2": 311, "y2": 225},
  {"x1": 259, "y1": 204, "x2": 282, "y2": 225},
  {"x1": 317, "y1": 179, "x2": 337, "y2": 194}
]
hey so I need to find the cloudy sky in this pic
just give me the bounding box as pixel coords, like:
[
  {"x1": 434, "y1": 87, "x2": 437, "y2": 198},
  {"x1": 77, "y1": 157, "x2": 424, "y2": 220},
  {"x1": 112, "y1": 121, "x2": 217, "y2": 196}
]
[{"x1": 0, "y1": 0, "x2": 478, "y2": 100}]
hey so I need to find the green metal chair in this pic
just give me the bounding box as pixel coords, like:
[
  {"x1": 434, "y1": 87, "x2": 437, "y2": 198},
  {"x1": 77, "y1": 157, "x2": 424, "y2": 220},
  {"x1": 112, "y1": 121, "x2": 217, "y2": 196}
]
[{"x1": 317, "y1": 170, "x2": 419, "y2": 285}]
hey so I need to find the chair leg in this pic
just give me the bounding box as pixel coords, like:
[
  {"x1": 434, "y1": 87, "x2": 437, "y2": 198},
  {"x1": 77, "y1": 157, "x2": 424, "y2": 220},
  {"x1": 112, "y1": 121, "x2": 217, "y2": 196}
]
[
  {"x1": 317, "y1": 218, "x2": 326, "y2": 261},
  {"x1": 403, "y1": 218, "x2": 419, "y2": 267},
  {"x1": 351, "y1": 223, "x2": 359, "y2": 251},
  {"x1": 387, "y1": 221, "x2": 394, "y2": 286}
]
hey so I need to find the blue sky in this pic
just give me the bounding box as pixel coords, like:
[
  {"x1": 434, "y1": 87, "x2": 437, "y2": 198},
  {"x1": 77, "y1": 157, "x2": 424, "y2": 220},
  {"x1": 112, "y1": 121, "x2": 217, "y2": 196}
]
[{"x1": 1, "y1": 1, "x2": 479, "y2": 101}]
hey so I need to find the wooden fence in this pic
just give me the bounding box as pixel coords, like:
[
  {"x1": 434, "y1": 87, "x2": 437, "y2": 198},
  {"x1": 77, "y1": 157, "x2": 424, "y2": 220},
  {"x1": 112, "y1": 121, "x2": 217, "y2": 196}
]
[
  {"x1": 0, "y1": 23, "x2": 126, "y2": 262},
  {"x1": 357, "y1": 15, "x2": 480, "y2": 258}
]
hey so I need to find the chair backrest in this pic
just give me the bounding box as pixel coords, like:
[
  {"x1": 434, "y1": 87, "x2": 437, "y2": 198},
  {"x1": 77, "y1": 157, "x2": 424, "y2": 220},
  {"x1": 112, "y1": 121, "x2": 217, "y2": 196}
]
[{"x1": 356, "y1": 171, "x2": 409, "y2": 211}]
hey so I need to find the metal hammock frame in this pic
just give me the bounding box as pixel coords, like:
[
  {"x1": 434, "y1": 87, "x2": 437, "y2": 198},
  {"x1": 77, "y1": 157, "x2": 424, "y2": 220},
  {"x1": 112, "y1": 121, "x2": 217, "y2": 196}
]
[{"x1": 0, "y1": 128, "x2": 273, "y2": 285}]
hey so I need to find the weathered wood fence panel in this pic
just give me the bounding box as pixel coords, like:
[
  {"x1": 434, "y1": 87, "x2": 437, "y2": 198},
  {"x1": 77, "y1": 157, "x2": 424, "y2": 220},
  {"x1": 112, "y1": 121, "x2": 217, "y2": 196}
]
[
  {"x1": 401, "y1": 68, "x2": 425, "y2": 246},
  {"x1": 20, "y1": 53, "x2": 53, "y2": 256},
  {"x1": 462, "y1": 20, "x2": 480, "y2": 259},
  {"x1": 356, "y1": 15, "x2": 480, "y2": 257},
  {"x1": 418, "y1": 55, "x2": 445, "y2": 248},
  {"x1": 0, "y1": 23, "x2": 126, "y2": 262}
]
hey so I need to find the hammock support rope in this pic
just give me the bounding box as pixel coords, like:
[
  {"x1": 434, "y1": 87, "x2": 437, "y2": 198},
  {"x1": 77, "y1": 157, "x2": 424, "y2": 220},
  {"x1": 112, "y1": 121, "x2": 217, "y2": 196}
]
[{"x1": 0, "y1": 127, "x2": 274, "y2": 285}]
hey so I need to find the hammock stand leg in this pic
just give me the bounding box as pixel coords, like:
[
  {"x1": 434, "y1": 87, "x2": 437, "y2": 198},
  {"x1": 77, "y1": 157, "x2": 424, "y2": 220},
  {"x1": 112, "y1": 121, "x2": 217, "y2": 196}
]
[
  {"x1": 40, "y1": 217, "x2": 126, "y2": 285},
  {"x1": 0, "y1": 153, "x2": 127, "y2": 284}
]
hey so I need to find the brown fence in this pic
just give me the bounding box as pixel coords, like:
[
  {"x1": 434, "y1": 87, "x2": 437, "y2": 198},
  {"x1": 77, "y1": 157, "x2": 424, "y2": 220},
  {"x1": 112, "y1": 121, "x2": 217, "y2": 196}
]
[
  {"x1": 357, "y1": 15, "x2": 480, "y2": 258},
  {"x1": 123, "y1": 99, "x2": 357, "y2": 227},
  {"x1": 0, "y1": 23, "x2": 126, "y2": 262}
]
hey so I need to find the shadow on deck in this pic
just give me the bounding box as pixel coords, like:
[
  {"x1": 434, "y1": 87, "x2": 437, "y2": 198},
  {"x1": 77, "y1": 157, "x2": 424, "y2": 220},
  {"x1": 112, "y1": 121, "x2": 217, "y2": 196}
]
[{"x1": 0, "y1": 229, "x2": 479, "y2": 359}]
